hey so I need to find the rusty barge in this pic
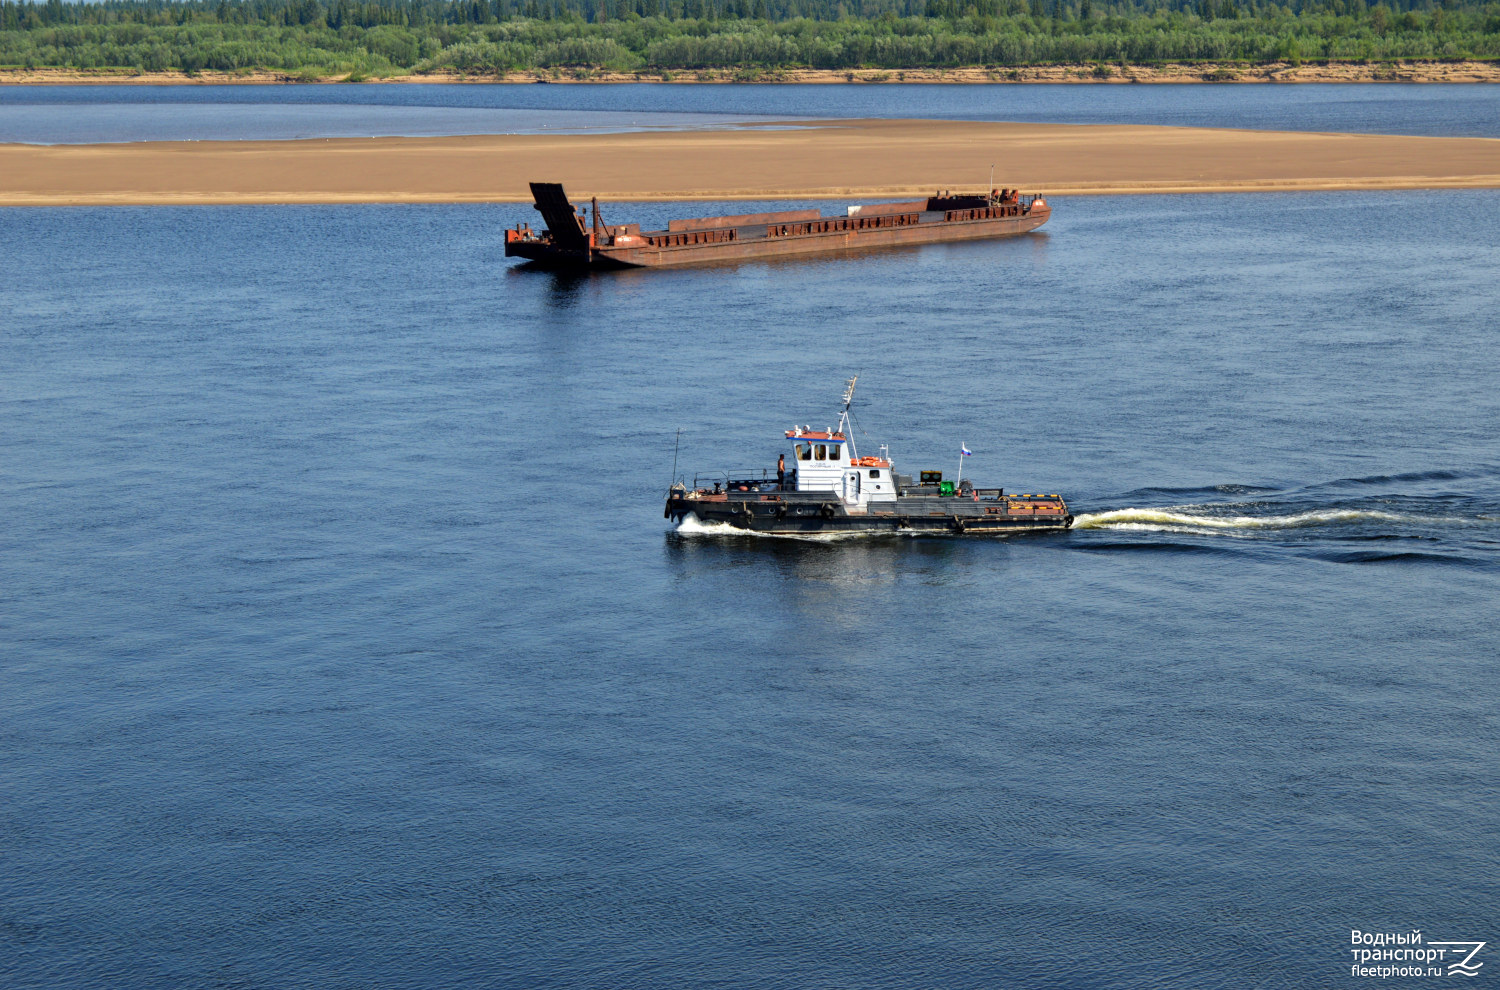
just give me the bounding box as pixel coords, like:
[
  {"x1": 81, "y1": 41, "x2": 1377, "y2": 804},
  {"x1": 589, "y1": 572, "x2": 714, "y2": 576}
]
[
  {"x1": 665, "y1": 377, "x2": 1073, "y2": 538},
  {"x1": 505, "y1": 182, "x2": 1050, "y2": 269}
]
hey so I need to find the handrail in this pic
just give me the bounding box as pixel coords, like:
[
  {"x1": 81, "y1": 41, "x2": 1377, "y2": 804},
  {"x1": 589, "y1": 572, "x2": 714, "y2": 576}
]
[{"x1": 691, "y1": 467, "x2": 782, "y2": 490}]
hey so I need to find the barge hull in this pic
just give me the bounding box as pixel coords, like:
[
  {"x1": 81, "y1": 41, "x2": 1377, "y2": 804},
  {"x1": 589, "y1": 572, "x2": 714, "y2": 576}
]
[
  {"x1": 505, "y1": 183, "x2": 1051, "y2": 269},
  {"x1": 595, "y1": 211, "x2": 1048, "y2": 269}
]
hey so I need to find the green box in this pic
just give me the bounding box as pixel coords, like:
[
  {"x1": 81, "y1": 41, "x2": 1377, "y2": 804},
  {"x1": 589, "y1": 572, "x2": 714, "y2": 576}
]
[{"x1": 939, "y1": 481, "x2": 955, "y2": 497}]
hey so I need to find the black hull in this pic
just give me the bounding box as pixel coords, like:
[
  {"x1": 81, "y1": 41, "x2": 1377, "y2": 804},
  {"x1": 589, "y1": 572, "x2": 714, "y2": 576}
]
[{"x1": 666, "y1": 495, "x2": 1073, "y2": 537}]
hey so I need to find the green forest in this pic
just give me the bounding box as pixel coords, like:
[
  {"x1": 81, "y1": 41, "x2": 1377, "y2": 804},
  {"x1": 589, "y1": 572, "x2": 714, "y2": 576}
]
[{"x1": 2, "y1": 0, "x2": 1498, "y2": 76}]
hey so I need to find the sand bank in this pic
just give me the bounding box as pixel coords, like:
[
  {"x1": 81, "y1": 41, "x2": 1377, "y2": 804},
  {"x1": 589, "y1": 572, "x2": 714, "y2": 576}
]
[
  {"x1": 4, "y1": 61, "x2": 1500, "y2": 86},
  {"x1": 4, "y1": 119, "x2": 1500, "y2": 206}
]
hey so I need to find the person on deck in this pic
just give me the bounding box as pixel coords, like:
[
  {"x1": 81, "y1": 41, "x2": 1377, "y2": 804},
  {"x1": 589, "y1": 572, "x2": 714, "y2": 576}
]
[{"x1": 777, "y1": 453, "x2": 786, "y2": 489}]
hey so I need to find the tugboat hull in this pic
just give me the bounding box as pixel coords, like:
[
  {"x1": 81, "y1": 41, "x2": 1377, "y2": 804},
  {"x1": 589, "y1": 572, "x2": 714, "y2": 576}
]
[{"x1": 667, "y1": 492, "x2": 1073, "y2": 537}]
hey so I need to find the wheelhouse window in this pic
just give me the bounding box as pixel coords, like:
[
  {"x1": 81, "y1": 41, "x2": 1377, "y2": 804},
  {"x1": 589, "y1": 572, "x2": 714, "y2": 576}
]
[
  {"x1": 797, "y1": 443, "x2": 811, "y2": 460},
  {"x1": 814, "y1": 444, "x2": 826, "y2": 460},
  {"x1": 869, "y1": 469, "x2": 880, "y2": 478}
]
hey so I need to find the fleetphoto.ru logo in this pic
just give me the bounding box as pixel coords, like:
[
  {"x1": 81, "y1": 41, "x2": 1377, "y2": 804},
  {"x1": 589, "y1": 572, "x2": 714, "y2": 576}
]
[{"x1": 1351, "y1": 930, "x2": 1486, "y2": 978}]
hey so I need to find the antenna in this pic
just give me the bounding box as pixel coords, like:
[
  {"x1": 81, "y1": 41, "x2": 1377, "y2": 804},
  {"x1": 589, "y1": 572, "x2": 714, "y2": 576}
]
[
  {"x1": 670, "y1": 428, "x2": 682, "y2": 488},
  {"x1": 989, "y1": 163, "x2": 995, "y2": 199},
  {"x1": 837, "y1": 375, "x2": 859, "y2": 460}
]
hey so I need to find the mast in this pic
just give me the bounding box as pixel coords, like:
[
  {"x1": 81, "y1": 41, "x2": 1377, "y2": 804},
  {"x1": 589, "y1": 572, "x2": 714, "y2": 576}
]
[
  {"x1": 837, "y1": 375, "x2": 858, "y2": 460},
  {"x1": 670, "y1": 428, "x2": 681, "y2": 488}
]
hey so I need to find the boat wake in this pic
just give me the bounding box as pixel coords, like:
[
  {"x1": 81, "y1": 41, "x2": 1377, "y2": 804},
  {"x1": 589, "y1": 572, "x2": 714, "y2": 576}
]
[
  {"x1": 1071, "y1": 496, "x2": 1498, "y2": 568},
  {"x1": 673, "y1": 515, "x2": 752, "y2": 537},
  {"x1": 1071, "y1": 506, "x2": 1459, "y2": 535},
  {"x1": 671, "y1": 514, "x2": 871, "y2": 541}
]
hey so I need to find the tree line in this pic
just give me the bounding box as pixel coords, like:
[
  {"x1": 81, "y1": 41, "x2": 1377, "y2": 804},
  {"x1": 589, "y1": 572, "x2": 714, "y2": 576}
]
[{"x1": 2, "y1": 0, "x2": 1497, "y2": 75}]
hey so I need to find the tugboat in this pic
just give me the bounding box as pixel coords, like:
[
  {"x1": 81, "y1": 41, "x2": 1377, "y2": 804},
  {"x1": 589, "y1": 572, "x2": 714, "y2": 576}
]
[{"x1": 665, "y1": 378, "x2": 1073, "y2": 536}]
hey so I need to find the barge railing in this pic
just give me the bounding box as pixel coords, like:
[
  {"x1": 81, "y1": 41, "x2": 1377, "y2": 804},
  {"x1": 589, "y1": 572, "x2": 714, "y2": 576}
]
[{"x1": 637, "y1": 197, "x2": 1041, "y2": 248}]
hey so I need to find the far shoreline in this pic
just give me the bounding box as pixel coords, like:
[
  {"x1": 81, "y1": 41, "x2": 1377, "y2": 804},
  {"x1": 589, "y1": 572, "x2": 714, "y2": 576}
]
[{"x1": 4, "y1": 60, "x2": 1500, "y2": 86}]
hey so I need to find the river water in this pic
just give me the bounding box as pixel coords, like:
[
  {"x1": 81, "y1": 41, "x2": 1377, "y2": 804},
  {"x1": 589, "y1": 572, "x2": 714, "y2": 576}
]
[
  {"x1": 2, "y1": 171, "x2": 1498, "y2": 983},
  {"x1": 3, "y1": 81, "x2": 1500, "y2": 142}
]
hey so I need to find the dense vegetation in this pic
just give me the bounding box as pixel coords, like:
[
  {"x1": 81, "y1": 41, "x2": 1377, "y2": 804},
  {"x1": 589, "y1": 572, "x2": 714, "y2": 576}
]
[{"x1": 2, "y1": 0, "x2": 1498, "y2": 76}]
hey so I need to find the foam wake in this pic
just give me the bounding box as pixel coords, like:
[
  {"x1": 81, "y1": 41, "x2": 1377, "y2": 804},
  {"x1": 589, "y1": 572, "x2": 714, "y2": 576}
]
[
  {"x1": 673, "y1": 514, "x2": 748, "y2": 537},
  {"x1": 1072, "y1": 506, "x2": 1454, "y2": 535},
  {"x1": 671, "y1": 513, "x2": 879, "y2": 541}
]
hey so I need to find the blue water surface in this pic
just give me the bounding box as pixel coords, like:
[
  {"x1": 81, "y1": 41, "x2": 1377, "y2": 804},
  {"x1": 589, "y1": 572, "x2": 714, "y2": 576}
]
[
  {"x1": 3, "y1": 81, "x2": 1499, "y2": 142},
  {"x1": 2, "y1": 191, "x2": 1498, "y2": 988}
]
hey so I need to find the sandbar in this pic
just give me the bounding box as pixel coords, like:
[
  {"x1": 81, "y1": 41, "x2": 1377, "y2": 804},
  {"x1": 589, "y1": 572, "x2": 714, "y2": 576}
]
[{"x1": 3, "y1": 118, "x2": 1500, "y2": 206}]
